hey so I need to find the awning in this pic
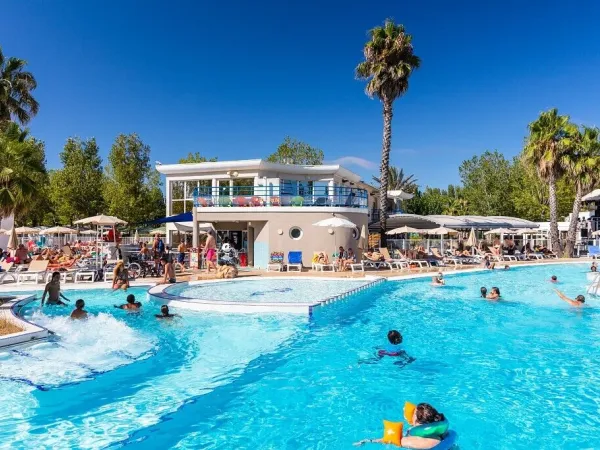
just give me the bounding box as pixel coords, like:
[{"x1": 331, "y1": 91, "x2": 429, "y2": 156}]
[
  {"x1": 148, "y1": 212, "x2": 192, "y2": 224},
  {"x1": 385, "y1": 214, "x2": 539, "y2": 230},
  {"x1": 582, "y1": 189, "x2": 600, "y2": 202}
]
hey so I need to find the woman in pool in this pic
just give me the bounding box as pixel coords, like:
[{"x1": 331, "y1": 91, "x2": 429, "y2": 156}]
[
  {"x1": 112, "y1": 260, "x2": 129, "y2": 291},
  {"x1": 486, "y1": 287, "x2": 501, "y2": 300},
  {"x1": 431, "y1": 272, "x2": 445, "y2": 286},
  {"x1": 354, "y1": 403, "x2": 447, "y2": 448}
]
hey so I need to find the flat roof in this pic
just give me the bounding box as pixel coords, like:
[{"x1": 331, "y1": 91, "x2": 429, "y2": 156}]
[
  {"x1": 155, "y1": 158, "x2": 363, "y2": 182},
  {"x1": 386, "y1": 214, "x2": 539, "y2": 230}
]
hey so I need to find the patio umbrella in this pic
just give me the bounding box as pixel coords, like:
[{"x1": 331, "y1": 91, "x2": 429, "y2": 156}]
[
  {"x1": 73, "y1": 215, "x2": 128, "y2": 226},
  {"x1": 15, "y1": 226, "x2": 39, "y2": 234},
  {"x1": 134, "y1": 229, "x2": 139, "y2": 243},
  {"x1": 7, "y1": 227, "x2": 18, "y2": 249},
  {"x1": 484, "y1": 228, "x2": 514, "y2": 235},
  {"x1": 40, "y1": 226, "x2": 78, "y2": 234},
  {"x1": 465, "y1": 227, "x2": 478, "y2": 253},
  {"x1": 149, "y1": 228, "x2": 166, "y2": 235},
  {"x1": 386, "y1": 226, "x2": 423, "y2": 235},
  {"x1": 313, "y1": 216, "x2": 356, "y2": 254},
  {"x1": 426, "y1": 226, "x2": 458, "y2": 253},
  {"x1": 358, "y1": 224, "x2": 368, "y2": 251}
]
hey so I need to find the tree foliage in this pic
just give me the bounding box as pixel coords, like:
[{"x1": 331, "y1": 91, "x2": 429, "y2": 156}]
[
  {"x1": 178, "y1": 152, "x2": 218, "y2": 164},
  {"x1": 49, "y1": 137, "x2": 104, "y2": 224},
  {"x1": 356, "y1": 19, "x2": 420, "y2": 245},
  {"x1": 104, "y1": 134, "x2": 165, "y2": 225},
  {"x1": 266, "y1": 136, "x2": 324, "y2": 165},
  {"x1": 0, "y1": 123, "x2": 46, "y2": 217},
  {"x1": 0, "y1": 46, "x2": 39, "y2": 128},
  {"x1": 372, "y1": 166, "x2": 417, "y2": 194}
]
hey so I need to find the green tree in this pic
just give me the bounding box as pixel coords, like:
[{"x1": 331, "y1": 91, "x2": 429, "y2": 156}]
[
  {"x1": 178, "y1": 152, "x2": 218, "y2": 164},
  {"x1": 0, "y1": 46, "x2": 39, "y2": 128},
  {"x1": 404, "y1": 187, "x2": 449, "y2": 215},
  {"x1": 266, "y1": 137, "x2": 324, "y2": 165},
  {"x1": 523, "y1": 108, "x2": 577, "y2": 253},
  {"x1": 356, "y1": 19, "x2": 420, "y2": 245},
  {"x1": 372, "y1": 166, "x2": 417, "y2": 193},
  {"x1": 0, "y1": 124, "x2": 46, "y2": 217},
  {"x1": 459, "y1": 150, "x2": 514, "y2": 216},
  {"x1": 561, "y1": 126, "x2": 600, "y2": 257},
  {"x1": 49, "y1": 137, "x2": 105, "y2": 224},
  {"x1": 104, "y1": 133, "x2": 165, "y2": 225}
]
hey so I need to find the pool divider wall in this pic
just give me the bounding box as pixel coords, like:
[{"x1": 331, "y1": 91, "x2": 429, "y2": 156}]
[
  {"x1": 0, "y1": 295, "x2": 49, "y2": 349},
  {"x1": 148, "y1": 276, "x2": 386, "y2": 316}
]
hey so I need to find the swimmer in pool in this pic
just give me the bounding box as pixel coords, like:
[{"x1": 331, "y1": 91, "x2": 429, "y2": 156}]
[
  {"x1": 380, "y1": 330, "x2": 403, "y2": 355},
  {"x1": 431, "y1": 272, "x2": 445, "y2": 286},
  {"x1": 114, "y1": 294, "x2": 142, "y2": 311},
  {"x1": 41, "y1": 272, "x2": 71, "y2": 306},
  {"x1": 155, "y1": 304, "x2": 179, "y2": 319},
  {"x1": 550, "y1": 275, "x2": 558, "y2": 283},
  {"x1": 354, "y1": 403, "x2": 447, "y2": 448},
  {"x1": 480, "y1": 287, "x2": 487, "y2": 298},
  {"x1": 554, "y1": 289, "x2": 585, "y2": 307},
  {"x1": 70, "y1": 299, "x2": 88, "y2": 320},
  {"x1": 486, "y1": 287, "x2": 501, "y2": 300},
  {"x1": 503, "y1": 265, "x2": 510, "y2": 270},
  {"x1": 591, "y1": 263, "x2": 597, "y2": 272}
]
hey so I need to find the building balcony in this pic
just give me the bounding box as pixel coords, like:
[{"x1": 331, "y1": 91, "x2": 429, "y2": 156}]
[{"x1": 189, "y1": 185, "x2": 368, "y2": 209}]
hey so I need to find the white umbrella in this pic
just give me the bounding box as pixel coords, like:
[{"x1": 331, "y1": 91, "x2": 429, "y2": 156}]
[
  {"x1": 387, "y1": 190, "x2": 414, "y2": 200},
  {"x1": 358, "y1": 224, "x2": 368, "y2": 250},
  {"x1": 149, "y1": 228, "x2": 166, "y2": 235},
  {"x1": 74, "y1": 215, "x2": 128, "y2": 226},
  {"x1": 40, "y1": 226, "x2": 78, "y2": 234},
  {"x1": 313, "y1": 216, "x2": 356, "y2": 254},
  {"x1": 465, "y1": 227, "x2": 478, "y2": 252},
  {"x1": 7, "y1": 227, "x2": 18, "y2": 249},
  {"x1": 134, "y1": 229, "x2": 139, "y2": 242},
  {"x1": 15, "y1": 226, "x2": 39, "y2": 234},
  {"x1": 484, "y1": 228, "x2": 514, "y2": 235},
  {"x1": 386, "y1": 226, "x2": 423, "y2": 235},
  {"x1": 425, "y1": 227, "x2": 458, "y2": 253}
]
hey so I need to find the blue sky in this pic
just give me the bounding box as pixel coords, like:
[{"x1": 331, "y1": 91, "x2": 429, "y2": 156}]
[{"x1": 3, "y1": 0, "x2": 600, "y2": 188}]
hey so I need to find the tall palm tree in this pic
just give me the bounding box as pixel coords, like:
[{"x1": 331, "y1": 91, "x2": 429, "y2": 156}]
[
  {"x1": 561, "y1": 126, "x2": 600, "y2": 257},
  {"x1": 0, "y1": 46, "x2": 39, "y2": 129},
  {"x1": 372, "y1": 166, "x2": 417, "y2": 193},
  {"x1": 0, "y1": 126, "x2": 46, "y2": 217},
  {"x1": 522, "y1": 109, "x2": 577, "y2": 253},
  {"x1": 356, "y1": 19, "x2": 420, "y2": 246}
]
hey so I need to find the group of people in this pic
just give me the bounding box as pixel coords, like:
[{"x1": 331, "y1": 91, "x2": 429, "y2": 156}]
[
  {"x1": 312, "y1": 246, "x2": 358, "y2": 271},
  {"x1": 41, "y1": 271, "x2": 178, "y2": 319}
]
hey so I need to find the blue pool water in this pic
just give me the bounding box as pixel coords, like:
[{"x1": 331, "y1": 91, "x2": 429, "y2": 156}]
[
  {"x1": 1, "y1": 264, "x2": 599, "y2": 449},
  {"x1": 165, "y1": 278, "x2": 371, "y2": 303}
]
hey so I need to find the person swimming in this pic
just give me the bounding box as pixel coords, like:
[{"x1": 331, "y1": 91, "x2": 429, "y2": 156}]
[
  {"x1": 486, "y1": 287, "x2": 501, "y2": 300},
  {"x1": 155, "y1": 304, "x2": 179, "y2": 319},
  {"x1": 480, "y1": 287, "x2": 488, "y2": 298},
  {"x1": 554, "y1": 289, "x2": 585, "y2": 307},
  {"x1": 41, "y1": 272, "x2": 71, "y2": 306},
  {"x1": 114, "y1": 294, "x2": 142, "y2": 311},
  {"x1": 550, "y1": 275, "x2": 558, "y2": 283},
  {"x1": 591, "y1": 262, "x2": 597, "y2": 272},
  {"x1": 354, "y1": 403, "x2": 447, "y2": 448},
  {"x1": 70, "y1": 299, "x2": 88, "y2": 320},
  {"x1": 379, "y1": 330, "x2": 403, "y2": 356},
  {"x1": 431, "y1": 272, "x2": 445, "y2": 286},
  {"x1": 503, "y1": 265, "x2": 510, "y2": 270}
]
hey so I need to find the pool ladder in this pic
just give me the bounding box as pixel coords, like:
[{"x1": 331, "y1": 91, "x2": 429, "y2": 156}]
[{"x1": 586, "y1": 273, "x2": 600, "y2": 296}]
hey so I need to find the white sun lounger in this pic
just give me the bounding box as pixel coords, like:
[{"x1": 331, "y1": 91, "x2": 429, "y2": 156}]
[
  {"x1": 17, "y1": 260, "x2": 49, "y2": 284},
  {"x1": 0, "y1": 262, "x2": 17, "y2": 284}
]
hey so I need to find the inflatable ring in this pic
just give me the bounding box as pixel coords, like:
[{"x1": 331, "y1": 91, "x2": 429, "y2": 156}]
[
  {"x1": 409, "y1": 419, "x2": 449, "y2": 438},
  {"x1": 431, "y1": 430, "x2": 458, "y2": 450}
]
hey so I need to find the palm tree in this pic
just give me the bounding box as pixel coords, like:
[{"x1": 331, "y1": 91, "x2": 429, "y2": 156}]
[
  {"x1": 0, "y1": 46, "x2": 39, "y2": 129},
  {"x1": 356, "y1": 19, "x2": 420, "y2": 246},
  {"x1": 0, "y1": 126, "x2": 46, "y2": 217},
  {"x1": 522, "y1": 109, "x2": 577, "y2": 253},
  {"x1": 561, "y1": 126, "x2": 600, "y2": 257},
  {"x1": 372, "y1": 166, "x2": 417, "y2": 193}
]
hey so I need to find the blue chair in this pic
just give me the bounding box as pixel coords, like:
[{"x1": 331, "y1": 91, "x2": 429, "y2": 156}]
[
  {"x1": 287, "y1": 251, "x2": 303, "y2": 271},
  {"x1": 588, "y1": 245, "x2": 600, "y2": 259}
]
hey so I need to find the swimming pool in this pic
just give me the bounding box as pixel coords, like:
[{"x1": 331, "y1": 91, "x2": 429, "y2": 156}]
[{"x1": 1, "y1": 263, "x2": 599, "y2": 449}]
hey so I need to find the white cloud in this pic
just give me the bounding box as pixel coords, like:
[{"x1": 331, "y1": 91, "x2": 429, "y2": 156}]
[{"x1": 330, "y1": 156, "x2": 377, "y2": 170}]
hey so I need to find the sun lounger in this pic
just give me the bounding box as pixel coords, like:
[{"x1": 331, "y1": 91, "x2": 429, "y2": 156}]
[
  {"x1": 266, "y1": 251, "x2": 285, "y2": 272},
  {"x1": 588, "y1": 246, "x2": 600, "y2": 259},
  {"x1": 349, "y1": 261, "x2": 364, "y2": 273},
  {"x1": 379, "y1": 248, "x2": 417, "y2": 270},
  {"x1": 312, "y1": 252, "x2": 335, "y2": 272},
  {"x1": 17, "y1": 260, "x2": 49, "y2": 284},
  {"x1": 0, "y1": 262, "x2": 17, "y2": 284},
  {"x1": 287, "y1": 251, "x2": 303, "y2": 272},
  {"x1": 362, "y1": 256, "x2": 385, "y2": 269}
]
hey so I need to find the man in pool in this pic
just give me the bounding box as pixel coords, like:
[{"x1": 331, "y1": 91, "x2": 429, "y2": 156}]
[
  {"x1": 480, "y1": 287, "x2": 487, "y2": 298},
  {"x1": 486, "y1": 287, "x2": 501, "y2": 300},
  {"x1": 554, "y1": 289, "x2": 585, "y2": 307},
  {"x1": 41, "y1": 272, "x2": 71, "y2": 306},
  {"x1": 591, "y1": 262, "x2": 597, "y2": 272},
  {"x1": 114, "y1": 294, "x2": 142, "y2": 311},
  {"x1": 431, "y1": 272, "x2": 445, "y2": 286},
  {"x1": 155, "y1": 304, "x2": 179, "y2": 319},
  {"x1": 70, "y1": 299, "x2": 88, "y2": 320},
  {"x1": 550, "y1": 275, "x2": 558, "y2": 283}
]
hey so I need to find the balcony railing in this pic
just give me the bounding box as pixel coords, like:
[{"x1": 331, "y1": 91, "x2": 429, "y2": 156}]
[{"x1": 192, "y1": 185, "x2": 368, "y2": 209}]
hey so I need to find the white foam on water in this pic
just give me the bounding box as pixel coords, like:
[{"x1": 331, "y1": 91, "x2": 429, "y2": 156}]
[{"x1": 0, "y1": 311, "x2": 156, "y2": 390}]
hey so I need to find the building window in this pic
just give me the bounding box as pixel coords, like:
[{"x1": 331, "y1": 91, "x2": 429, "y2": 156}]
[{"x1": 289, "y1": 227, "x2": 303, "y2": 240}]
